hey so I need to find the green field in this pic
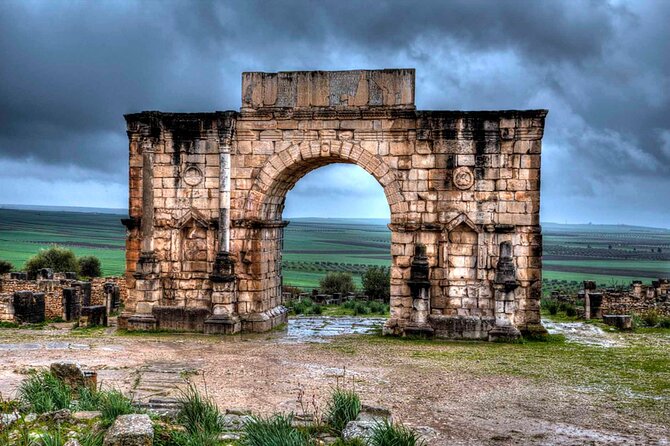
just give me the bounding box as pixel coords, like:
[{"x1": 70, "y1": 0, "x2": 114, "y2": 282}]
[
  {"x1": 0, "y1": 209, "x2": 126, "y2": 276},
  {"x1": 0, "y1": 209, "x2": 668, "y2": 292}
]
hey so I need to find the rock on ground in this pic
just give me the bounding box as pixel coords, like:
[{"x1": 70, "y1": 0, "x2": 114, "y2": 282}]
[
  {"x1": 103, "y1": 414, "x2": 153, "y2": 446},
  {"x1": 50, "y1": 362, "x2": 86, "y2": 389}
]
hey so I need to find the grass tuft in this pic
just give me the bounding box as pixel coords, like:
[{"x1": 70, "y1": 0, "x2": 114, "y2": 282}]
[
  {"x1": 176, "y1": 383, "x2": 223, "y2": 437},
  {"x1": 75, "y1": 386, "x2": 104, "y2": 411},
  {"x1": 241, "y1": 414, "x2": 313, "y2": 446},
  {"x1": 18, "y1": 371, "x2": 72, "y2": 414},
  {"x1": 369, "y1": 419, "x2": 425, "y2": 446},
  {"x1": 325, "y1": 388, "x2": 361, "y2": 434},
  {"x1": 100, "y1": 390, "x2": 135, "y2": 427},
  {"x1": 78, "y1": 430, "x2": 105, "y2": 446},
  {"x1": 38, "y1": 428, "x2": 66, "y2": 446}
]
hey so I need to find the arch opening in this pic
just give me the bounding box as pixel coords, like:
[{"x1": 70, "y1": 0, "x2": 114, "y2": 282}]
[{"x1": 252, "y1": 157, "x2": 396, "y2": 313}]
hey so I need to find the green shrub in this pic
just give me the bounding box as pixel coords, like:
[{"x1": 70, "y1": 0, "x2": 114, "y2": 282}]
[
  {"x1": 369, "y1": 419, "x2": 425, "y2": 446},
  {"x1": 241, "y1": 414, "x2": 313, "y2": 446},
  {"x1": 100, "y1": 390, "x2": 135, "y2": 426},
  {"x1": 641, "y1": 309, "x2": 660, "y2": 327},
  {"x1": 24, "y1": 245, "x2": 79, "y2": 279},
  {"x1": 659, "y1": 317, "x2": 670, "y2": 329},
  {"x1": 542, "y1": 299, "x2": 559, "y2": 316},
  {"x1": 342, "y1": 300, "x2": 356, "y2": 310},
  {"x1": 368, "y1": 301, "x2": 388, "y2": 314},
  {"x1": 312, "y1": 304, "x2": 323, "y2": 315},
  {"x1": 325, "y1": 388, "x2": 361, "y2": 434},
  {"x1": 362, "y1": 266, "x2": 390, "y2": 302},
  {"x1": 0, "y1": 259, "x2": 13, "y2": 274},
  {"x1": 78, "y1": 255, "x2": 102, "y2": 278},
  {"x1": 352, "y1": 302, "x2": 370, "y2": 316},
  {"x1": 18, "y1": 371, "x2": 72, "y2": 413},
  {"x1": 177, "y1": 383, "x2": 223, "y2": 437},
  {"x1": 320, "y1": 272, "x2": 355, "y2": 295},
  {"x1": 288, "y1": 298, "x2": 314, "y2": 315},
  {"x1": 565, "y1": 305, "x2": 577, "y2": 317}
]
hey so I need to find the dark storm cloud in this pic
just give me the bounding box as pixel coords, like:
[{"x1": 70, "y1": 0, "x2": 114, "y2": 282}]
[{"x1": 0, "y1": 0, "x2": 668, "y2": 225}]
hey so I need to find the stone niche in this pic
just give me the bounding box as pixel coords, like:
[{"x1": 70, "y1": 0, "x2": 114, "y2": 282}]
[{"x1": 122, "y1": 69, "x2": 547, "y2": 340}]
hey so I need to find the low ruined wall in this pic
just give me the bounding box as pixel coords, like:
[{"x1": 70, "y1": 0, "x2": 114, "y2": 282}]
[
  {"x1": 0, "y1": 294, "x2": 14, "y2": 321},
  {"x1": 0, "y1": 276, "x2": 127, "y2": 321},
  {"x1": 91, "y1": 277, "x2": 128, "y2": 308},
  {"x1": 602, "y1": 291, "x2": 670, "y2": 317},
  {"x1": 582, "y1": 280, "x2": 670, "y2": 318}
]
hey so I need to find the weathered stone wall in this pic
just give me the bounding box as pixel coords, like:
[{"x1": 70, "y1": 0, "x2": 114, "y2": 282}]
[
  {"x1": 0, "y1": 275, "x2": 127, "y2": 321},
  {"x1": 584, "y1": 279, "x2": 670, "y2": 317},
  {"x1": 123, "y1": 69, "x2": 546, "y2": 340}
]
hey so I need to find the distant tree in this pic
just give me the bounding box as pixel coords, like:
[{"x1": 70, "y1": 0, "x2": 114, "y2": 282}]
[
  {"x1": 78, "y1": 255, "x2": 102, "y2": 278},
  {"x1": 362, "y1": 266, "x2": 391, "y2": 302},
  {"x1": 608, "y1": 245, "x2": 612, "y2": 249},
  {"x1": 658, "y1": 247, "x2": 663, "y2": 253},
  {"x1": 320, "y1": 272, "x2": 355, "y2": 295},
  {"x1": 24, "y1": 246, "x2": 79, "y2": 279},
  {"x1": 0, "y1": 260, "x2": 13, "y2": 275}
]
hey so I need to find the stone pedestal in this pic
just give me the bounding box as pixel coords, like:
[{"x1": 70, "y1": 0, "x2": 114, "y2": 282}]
[
  {"x1": 488, "y1": 325, "x2": 522, "y2": 342},
  {"x1": 490, "y1": 241, "x2": 522, "y2": 341},
  {"x1": 127, "y1": 252, "x2": 160, "y2": 331},
  {"x1": 405, "y1": 245, "x2": 434, "y2": 337},
  {"x1": 204, "y1": 314, "x2": 241, "y2": 334},
  {"x1": 240, "y1": 306, "x2": 288, "y2": 332},
  {"x1": 126, "y1": 313, "x2": 157, "y2": 331}
]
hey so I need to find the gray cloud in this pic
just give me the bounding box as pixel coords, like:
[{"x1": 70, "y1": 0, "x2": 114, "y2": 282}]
[{"x1": 0, "y1": 0, "x2": 667, "y2": 226}]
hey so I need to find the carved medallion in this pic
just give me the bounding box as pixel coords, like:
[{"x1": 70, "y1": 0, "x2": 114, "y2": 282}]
[
  {"x1": 453, "y1": 167, "x2": 474, "y2": 190},
  {"x1": 183, "y1": 166, "x2": 203, "y2": 187}
]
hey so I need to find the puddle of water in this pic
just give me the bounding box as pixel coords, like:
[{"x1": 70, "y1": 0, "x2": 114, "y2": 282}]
[
  {"x1": 280, "y1": 316, "x2": 384, "y2": 343},
  {"x1": 543, "y1": 320, "x2": 623, "y2": 347}
]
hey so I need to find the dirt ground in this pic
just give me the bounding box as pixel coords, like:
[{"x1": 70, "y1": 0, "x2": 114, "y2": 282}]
[{"x1": 0, "y1": 322, "x2": 668, "y2": 446}]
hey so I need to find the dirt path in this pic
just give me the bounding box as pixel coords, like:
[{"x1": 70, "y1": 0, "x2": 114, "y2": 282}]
[{"x1": 0, "y1": 322, "x2": 667, "y2": 445}]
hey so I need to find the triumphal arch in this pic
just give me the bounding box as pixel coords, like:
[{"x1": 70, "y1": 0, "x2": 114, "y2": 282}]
[{"x1": 121, "y1": 69, "x2": 547, "y2": 341}]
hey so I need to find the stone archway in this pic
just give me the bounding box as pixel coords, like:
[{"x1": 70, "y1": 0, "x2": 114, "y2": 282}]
[{"x1": 122, "y1": 69, "x2": 548, "y2": 340}]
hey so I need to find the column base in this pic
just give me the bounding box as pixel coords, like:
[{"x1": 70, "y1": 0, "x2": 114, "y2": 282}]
[
  {"x1": 403, "y1": 323, "x2": 434, "y2": 338},
  {"x1": 519, "y1": 323, "x2": 549, "y2": 340},
  {"x1": 126, "y1": 313, "x2": 157, "y2": 331},
  {"x1": 488, "y1": 325, "x2": 522, "y2": 342},
  {"x1": 240, "y1": 305, "x2": 288, "y2": 332},
  {"x1": 204, "y1": 314, "x2": 241, "y2": 335}
]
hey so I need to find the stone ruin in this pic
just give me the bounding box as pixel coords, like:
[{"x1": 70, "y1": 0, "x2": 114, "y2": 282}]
[
  {"x1": 121, "y1": 69, "x2": 547, "y2": 340},
  {"x1": 581, "y1": 279, "x2": 670, "y2": 321},
  {"x1": 0, "y1": 273, "x2": 124, "y2": 327}
]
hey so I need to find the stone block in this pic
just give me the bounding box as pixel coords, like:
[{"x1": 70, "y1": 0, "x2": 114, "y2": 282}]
[{"x1": 103, "y1": 414, "x2": 153, "y2": 446}]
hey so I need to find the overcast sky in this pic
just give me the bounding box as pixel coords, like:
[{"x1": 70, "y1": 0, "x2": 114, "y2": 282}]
[{"x1": 0, "y1": 0, "x2": 668, "y2": 227}]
